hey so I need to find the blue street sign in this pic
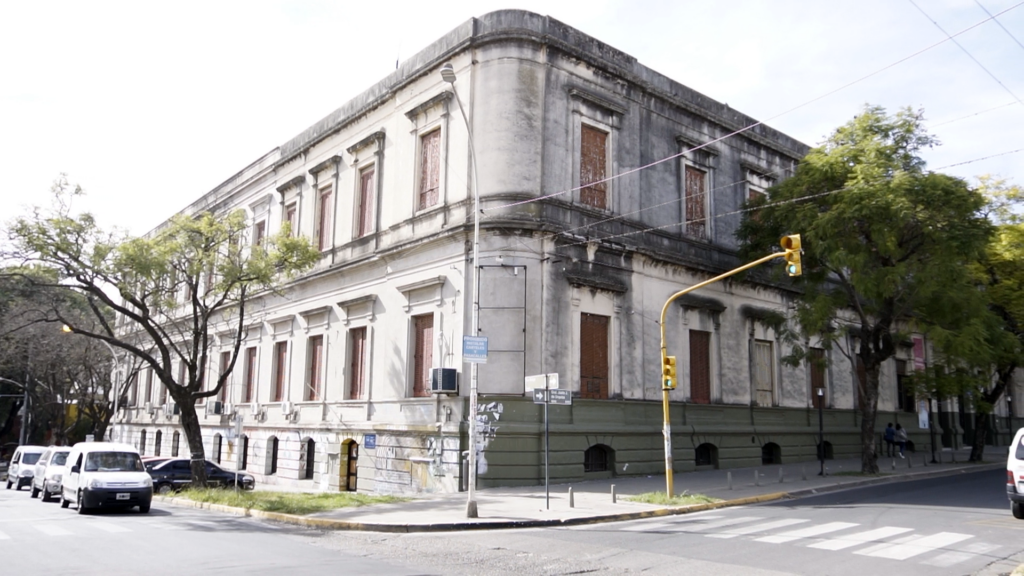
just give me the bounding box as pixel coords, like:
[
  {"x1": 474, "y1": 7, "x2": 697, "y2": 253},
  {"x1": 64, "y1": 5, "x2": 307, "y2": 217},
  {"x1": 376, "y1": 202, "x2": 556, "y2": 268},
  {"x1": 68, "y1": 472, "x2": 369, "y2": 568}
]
[
  {"x1": 463, "y1": 336, "x2": 489, "y2": 364},
  {"x1": 364, "y1": 434, "x2": 377, "y2": 449}
]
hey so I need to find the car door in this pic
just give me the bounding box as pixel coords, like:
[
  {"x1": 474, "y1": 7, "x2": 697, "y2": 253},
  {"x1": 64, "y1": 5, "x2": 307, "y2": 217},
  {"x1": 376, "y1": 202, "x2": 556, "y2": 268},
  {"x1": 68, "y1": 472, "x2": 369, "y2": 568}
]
[
  {"x1": 65, "y1": 453, "x2": 84, "y2": 500},
  {"x1": 170, "y1": 460, "x2": 192, "y2": 488}
]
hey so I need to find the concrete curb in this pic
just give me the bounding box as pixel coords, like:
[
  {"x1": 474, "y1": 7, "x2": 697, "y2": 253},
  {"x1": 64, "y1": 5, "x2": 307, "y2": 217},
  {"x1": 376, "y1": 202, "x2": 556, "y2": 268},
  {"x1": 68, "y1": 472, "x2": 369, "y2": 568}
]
[{"x1": 154, "y1": 462, "x2": 1002, "y2": 533}]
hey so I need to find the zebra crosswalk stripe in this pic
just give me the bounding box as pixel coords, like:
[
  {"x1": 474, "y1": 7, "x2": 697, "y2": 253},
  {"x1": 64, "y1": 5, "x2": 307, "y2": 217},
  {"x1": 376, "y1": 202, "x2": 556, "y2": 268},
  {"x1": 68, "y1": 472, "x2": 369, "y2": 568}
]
[
  {"x1": 756, "y1": 521, "x2": 859, "y2": 544},
  {"x1": 88, "y1": 521, "x2": 133, "y2": 533},
  {"x1": 33, "y1": 524, "x2": 73, "y2": 536},
  {"x1": 706, "y1": 518, "x2": 808, "y2": 539},
  {"x1": 0, "y1": 531, "x2": 9, "y2": 540},
  {"x1": 921, "y1": 543, "x2": 1000, "y2": 568},
  {"x1": 855, "y1": 532, "x2": 974, "y2": 560},
  {"x1": 808, "y1": 526, "x2": 913, "y2": 551}
]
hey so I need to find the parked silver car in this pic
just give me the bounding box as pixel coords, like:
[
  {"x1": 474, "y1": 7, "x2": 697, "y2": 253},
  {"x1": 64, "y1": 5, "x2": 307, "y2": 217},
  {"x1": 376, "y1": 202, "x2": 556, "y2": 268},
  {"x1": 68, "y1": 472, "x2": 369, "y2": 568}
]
[
  {"x1": 5, "y1": 445, "x2": 46, "y2": 490},
  {"x1": 31, "y1": 447, "x2": 71, "y2": 501}
]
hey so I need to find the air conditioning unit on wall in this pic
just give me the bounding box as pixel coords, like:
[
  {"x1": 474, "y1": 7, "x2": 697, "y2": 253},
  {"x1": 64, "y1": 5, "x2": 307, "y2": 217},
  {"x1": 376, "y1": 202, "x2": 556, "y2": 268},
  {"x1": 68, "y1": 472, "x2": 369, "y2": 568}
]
[
  {"x1": 281, "y1": 401, "x2": 293, "y2": 416},
  {"x1": 430, "y1": 368, "x2": 458, "y2": 394},
  {"x1": 145, "y1": 402, "x2": 155, "y2": 415},
  {"x1": 206, "y1": 401, "x2": 224, "y2": 415}
]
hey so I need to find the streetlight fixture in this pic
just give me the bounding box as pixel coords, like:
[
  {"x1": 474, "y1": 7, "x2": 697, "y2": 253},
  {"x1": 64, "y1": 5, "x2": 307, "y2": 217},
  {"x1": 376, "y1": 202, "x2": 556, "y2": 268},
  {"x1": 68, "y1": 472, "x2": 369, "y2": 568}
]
[
  {"x1": 816, "y1": 387, "x2": 825, "y2": 476},
  {"x1": 440, "y1": 61, "x2": 482, "y2": 518},
  {"x1": 63, "y1": 325, "x2": 122, "y2": 442}
]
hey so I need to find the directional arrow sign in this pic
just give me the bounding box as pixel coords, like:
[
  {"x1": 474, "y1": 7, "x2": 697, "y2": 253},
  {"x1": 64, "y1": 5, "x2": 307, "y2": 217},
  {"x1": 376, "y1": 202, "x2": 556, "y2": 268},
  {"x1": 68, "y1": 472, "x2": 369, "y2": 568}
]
[{"x1": 533, "y1": 389, "x2": 547, "y2": 404}]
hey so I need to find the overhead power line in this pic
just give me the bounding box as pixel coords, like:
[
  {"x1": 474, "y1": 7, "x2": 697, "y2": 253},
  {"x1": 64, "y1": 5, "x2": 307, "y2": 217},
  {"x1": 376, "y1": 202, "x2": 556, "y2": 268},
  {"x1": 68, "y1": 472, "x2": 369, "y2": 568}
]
[{"x1": 974, "y1": 0, "x2": 1024, "y2": 53}]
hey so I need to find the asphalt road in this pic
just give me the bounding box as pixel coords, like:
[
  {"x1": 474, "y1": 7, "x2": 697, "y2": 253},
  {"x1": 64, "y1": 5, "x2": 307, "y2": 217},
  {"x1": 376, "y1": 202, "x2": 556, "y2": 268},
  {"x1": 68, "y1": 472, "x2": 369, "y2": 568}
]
[{"x1": 3, "y1": 468, "x2": 1019, "y2": 576}]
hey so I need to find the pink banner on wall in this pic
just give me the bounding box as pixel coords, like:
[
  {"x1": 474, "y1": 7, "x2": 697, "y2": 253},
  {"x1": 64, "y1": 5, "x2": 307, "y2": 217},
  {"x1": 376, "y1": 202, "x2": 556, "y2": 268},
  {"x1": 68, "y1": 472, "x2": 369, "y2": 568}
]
[{"x1": 912, "y1": 336, "x2": 926, "y2": 371}]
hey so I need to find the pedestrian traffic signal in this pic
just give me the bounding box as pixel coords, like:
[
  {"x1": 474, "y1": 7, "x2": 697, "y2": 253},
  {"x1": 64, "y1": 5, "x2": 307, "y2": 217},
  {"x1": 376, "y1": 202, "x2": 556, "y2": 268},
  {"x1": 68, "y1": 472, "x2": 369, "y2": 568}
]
[
  {"x1": 662, "y1": 355, "x2": 677, "y2": 389},
  {"x1": 780, "y1": 234, "x2": 802, "y2": 276}
]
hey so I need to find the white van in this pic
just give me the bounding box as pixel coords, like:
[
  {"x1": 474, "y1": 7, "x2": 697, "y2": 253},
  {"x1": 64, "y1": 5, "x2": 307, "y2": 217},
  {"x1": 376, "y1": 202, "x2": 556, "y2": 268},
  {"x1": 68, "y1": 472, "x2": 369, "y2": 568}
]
[
  {"x1": 5, "y1": 445, "x2": 46, "y2": 490},
  {"x1": 31, "y1": 446, "x2": 71, "y2": 501},
  {"x1": 1007, "y1": 428, "x2": 1024, "y2": 520},
  {"x1": 61, "y1": 442, "x2": 153, "y2": 513}
]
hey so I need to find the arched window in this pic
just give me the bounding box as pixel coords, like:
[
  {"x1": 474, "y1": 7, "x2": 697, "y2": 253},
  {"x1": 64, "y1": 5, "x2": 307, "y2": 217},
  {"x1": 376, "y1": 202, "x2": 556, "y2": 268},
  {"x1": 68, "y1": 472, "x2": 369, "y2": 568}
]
[
  {"x1": 268, "y1": 436, "x2": 279, "y2": 475},
  {"x1": 695, "y1": 443, "x2": 718, "y2": 468},
  {"x1": 172, "y1": 431, "x2": 180, "y2": 457},
  {"x1": 239, "y1": 435, "x2": 248, "y2": 471},
  {"x1": 154, "y1": 430, "x2": 162, "y2": 457},
  {"x1": 584, "y1": 444, "x2": 613, "y2": 473},
  {"x1": 761, "y1": 442, "x2": 781, "y2": 465},
  {"x1": 139, "y1": 429, "x2": 147, "y2": 455},
  {"x1": 212, "y1": 433, "x2": 223, "y2": 464},
  {"x1": 303, "y1": 438, "x2": 315, "y2": 480}
]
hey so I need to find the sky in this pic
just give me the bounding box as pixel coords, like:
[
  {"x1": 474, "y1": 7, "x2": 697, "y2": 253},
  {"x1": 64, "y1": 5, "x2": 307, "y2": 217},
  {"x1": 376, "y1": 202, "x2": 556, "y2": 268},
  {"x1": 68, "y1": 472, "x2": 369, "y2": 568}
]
[{"x1": 1, "y1": 0, "x2": 1022, "y2": 235}]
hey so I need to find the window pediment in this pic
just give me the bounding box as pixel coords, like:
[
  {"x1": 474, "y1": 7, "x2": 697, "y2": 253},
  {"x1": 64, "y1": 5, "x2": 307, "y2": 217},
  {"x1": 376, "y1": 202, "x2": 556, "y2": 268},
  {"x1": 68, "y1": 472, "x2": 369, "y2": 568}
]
[{"x1": 396, "y1": 276, "x2": 445, "y2": 312}]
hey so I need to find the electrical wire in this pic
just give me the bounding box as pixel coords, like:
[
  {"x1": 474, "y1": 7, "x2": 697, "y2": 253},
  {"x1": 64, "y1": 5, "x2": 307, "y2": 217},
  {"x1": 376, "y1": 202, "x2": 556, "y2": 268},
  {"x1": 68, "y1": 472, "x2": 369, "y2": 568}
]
[
  {"x1": 974, "y1": 0, "x2": 1024, "y2": 53},
  {"x1": 929, "y1": 101, "x2": 1019, "y2": 128},
  {"x1": 908, "y1": 0, "x2": 1024, "y2": 106},
  {"x1": 934, "y1": 147, "x2": 1024, "y2": 169}
]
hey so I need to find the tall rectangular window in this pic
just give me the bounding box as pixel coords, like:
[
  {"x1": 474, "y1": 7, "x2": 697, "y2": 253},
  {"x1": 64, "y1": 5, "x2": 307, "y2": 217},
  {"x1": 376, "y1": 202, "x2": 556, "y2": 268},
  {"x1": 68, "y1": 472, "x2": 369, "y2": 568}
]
[
  {"x1": 284, "y1": 203, "x2": 297, "y2": 236},
  {"x1": 349, "y1": 327, "x2": 367, "y2": 400},
  {"x1": 579, "y1": 313, "x2": 609, "y2": 399},
  {"x1": 218, "y1": 351, "x2": 231, "y2": 403},
  {"x1": 272, "y1": 341, "x2": 288, "y2": 402},
  {"x1": 412, "y1": 314, "x2": 433, "y2": 398},
  {"x1": 128, "y1": 373, "x2": 139, "y2": 407},
  {"x1": 418, "y1": 130, "x2": 441, "y2": 211},
  {"x1": 243, "y1": 347, "x2": 257, "y2": 403},
  {"x1": 753, "y1": 340, "x2": 774, "y2": 406},
  {"x1": 896, "y1": 359, "x2": 915, "y2": 413},
  {"x1": 357, "y1": 166, "x2": 375, "y2": 238},
  {"x1": 689, "y1": 330, "x2": 711, "y2": 404},
  {"x1": 316, "y1": 185, "x2": 333, "y2": 251},
  {"x1": 685, "y1": 165, "x2": 707, "y2": 239},
  {"x1": 810, "y1": 347, "x2": 826, "y2": 409},
  {"x1": 580, "y1": 124, "x2": 608, "y2": 210},
  {"x1": 253, "y1": 221, "x2": 266, "y2": 247},
  {"x1": 144, "y1": 369, "x2": 153, "y2": 405},
  {"x1": 306, "y1": 335, "x2": 324, "y2": 401}
]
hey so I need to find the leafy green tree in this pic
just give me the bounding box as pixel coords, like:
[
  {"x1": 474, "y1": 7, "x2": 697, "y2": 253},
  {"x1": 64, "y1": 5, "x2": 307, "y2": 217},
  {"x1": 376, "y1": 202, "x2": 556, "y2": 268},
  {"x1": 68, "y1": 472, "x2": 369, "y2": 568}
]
[
  {"x1": 3, "y1": 179, "x2": 319, "y2": 485},
  {"x1": 737, "y1": 106, "x2": 993, "y2": 473}
]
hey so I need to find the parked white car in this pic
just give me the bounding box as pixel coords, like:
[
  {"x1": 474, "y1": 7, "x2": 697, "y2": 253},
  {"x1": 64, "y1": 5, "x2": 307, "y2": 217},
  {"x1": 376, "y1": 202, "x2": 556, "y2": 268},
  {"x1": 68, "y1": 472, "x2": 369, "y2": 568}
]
[
  {"x1": 31, "y1": 447, "x2": 71, "y2": 501},
  {"x1": 61, "y1": 442, "x2": 152, "y2": 513},
  {"x1": 1008, "y1": 428, "x2": 1024, "y2": 519},
  {"x1": 5, "y1": 445, "x2": 46, "y2": 490}
]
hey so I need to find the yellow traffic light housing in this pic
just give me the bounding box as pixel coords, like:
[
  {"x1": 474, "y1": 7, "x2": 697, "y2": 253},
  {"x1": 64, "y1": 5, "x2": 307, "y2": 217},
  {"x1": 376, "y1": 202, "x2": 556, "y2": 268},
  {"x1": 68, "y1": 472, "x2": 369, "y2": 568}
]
[
  {"x1": 780, "y1": 234, "x2": 802, "y2": 276},
  {"x1": 662, "y1": 355, "x2": 677, "y2": 389}
]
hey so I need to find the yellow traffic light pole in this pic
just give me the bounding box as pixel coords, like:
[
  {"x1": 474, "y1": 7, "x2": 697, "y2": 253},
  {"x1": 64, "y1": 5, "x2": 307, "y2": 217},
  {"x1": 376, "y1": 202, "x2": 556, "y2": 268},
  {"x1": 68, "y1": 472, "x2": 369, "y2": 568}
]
[{"x1": 659, "y1": 236, "x2": 801, "y2": 496}]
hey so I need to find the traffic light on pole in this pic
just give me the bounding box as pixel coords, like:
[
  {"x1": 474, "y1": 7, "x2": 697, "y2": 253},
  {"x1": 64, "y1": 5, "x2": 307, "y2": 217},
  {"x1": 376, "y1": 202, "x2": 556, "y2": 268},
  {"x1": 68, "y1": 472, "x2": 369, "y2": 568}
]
[
  {"x1": 662, "y1": 355, "x2": 677, "y2": 389},
  {"x1": 780, "y1": 234, "x2": 802, "y2": 276}
]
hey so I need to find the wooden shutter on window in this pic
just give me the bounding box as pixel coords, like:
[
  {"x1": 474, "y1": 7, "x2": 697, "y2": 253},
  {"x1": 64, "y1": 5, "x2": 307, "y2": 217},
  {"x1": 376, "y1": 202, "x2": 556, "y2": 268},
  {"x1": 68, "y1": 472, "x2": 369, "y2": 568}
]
[
  {"x1": 317, "y1": 188, "x2": 332, "y2": 250},
  {"x1": 690, "y1": 330, "x2": 711, "y2": 404},
  {"x1": 307, "y1": 335, "x2": 323, "y2": 401},
  {"x1": 285, "y1": 203, "x2": 297, "y2": 236},
  {"x1": 412, "y1": 315, "x2": 433, "y2": 397},
  {"x1": 685, "y1": 165, "x2": 707, "y2": 239},
  {"x1": 243, "y1": 347, "x2": 256, "y2": 403},
  {"x1": 218, "y1": 351, "x2": 231, "y2": 403},
  {"x1": 349, "y1": 327, "x2": 367, "y2": 400},
  {"x1": 419, "y1": 130, "x2": 440, "y2": 210},
  {"x1": 580, "y1": 125, "x2": 607, "y2": 210},
  {"x1": 273, "y1": 342, "x2": 287, "y2": 402},
  {"x1": 810, "y1": 348, "x2": 826, "y2": 409},
  {"x1": 358, "y1": 167, "x2": 375, "y2": 237},
  {"x1": 579, "y1": 313, "x2": 609, "y2": 399},
  {"x1": 753, "y1": 340, "x2": 774, "y2": 406}
]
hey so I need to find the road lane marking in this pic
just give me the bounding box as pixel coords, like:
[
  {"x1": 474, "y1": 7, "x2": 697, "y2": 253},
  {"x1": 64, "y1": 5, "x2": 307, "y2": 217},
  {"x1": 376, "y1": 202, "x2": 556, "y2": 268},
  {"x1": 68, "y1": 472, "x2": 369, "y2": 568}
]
[
  {"x1": 855, "y1": 532, "x2": 974, "y2": 560},
  {"x1": 33, "y1": 524, "x2": 73, "y2": 536},
  {"x1": 88, "y1": 521, "x2": 132, "y2": 533},
  {"x1": 0, "y1": 531, "x2": 9, "y2": 540},
  {"x1": 617, "y1": 515, "x2": 724, "y2": 532},
  {"x1": 756, "y1": 522, "x2": 859, "y2": 544},
  {"x1": 921, "y1": 543, "x2": 1000, "y2": 568},
  {"x1": 674, "y1": 516, "x2": 765, "y2": 533},
  {"x1": 706, "y1": 518, "x2": 808, "y2": 539},
  {"x1": 809, "y1": 527, "x2": 914, "y2": 551}
]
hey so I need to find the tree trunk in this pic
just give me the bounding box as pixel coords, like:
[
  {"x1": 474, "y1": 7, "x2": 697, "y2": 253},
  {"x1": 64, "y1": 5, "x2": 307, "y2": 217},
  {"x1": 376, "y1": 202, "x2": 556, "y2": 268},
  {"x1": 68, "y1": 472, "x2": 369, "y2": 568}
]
[
  {"x1": 177, "y1": 399, "x2": 209, "y2": 487},
  {"x1": 860, "y1": 363, "x2": 882, "y2": 474},
  {"x1": 969, "y1": 412, "x2": 990, "y2": 462},
  {"x1": 0, "y1": 400, "x2": 22, "y2": 440}
]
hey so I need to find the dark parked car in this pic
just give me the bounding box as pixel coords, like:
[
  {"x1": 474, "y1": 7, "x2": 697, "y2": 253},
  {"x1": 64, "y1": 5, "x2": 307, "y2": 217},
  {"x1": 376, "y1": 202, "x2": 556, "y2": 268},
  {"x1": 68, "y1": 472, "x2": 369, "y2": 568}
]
[{"x1": 148, "y1": 459, "x2": 255, "y2": 494}]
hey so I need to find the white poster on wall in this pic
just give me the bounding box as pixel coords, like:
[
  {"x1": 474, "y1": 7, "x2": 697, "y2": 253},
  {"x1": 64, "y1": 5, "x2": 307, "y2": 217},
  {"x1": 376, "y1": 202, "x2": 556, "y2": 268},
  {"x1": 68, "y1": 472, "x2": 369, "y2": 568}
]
[{"x1": 918, "y1": 400, "x2": 929, "y2": 430}]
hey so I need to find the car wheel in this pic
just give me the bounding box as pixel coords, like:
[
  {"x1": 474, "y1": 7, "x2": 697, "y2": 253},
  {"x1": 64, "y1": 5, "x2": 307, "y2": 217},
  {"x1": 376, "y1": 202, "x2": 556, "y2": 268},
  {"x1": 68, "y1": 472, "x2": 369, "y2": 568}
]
[
  {"x1": 60, "y1": 491, "x2": 70, "y2": 509},
  {"x1": 76, "y1": 491, "x2": 88, "y2": 515},
  {"x1": 139, "y1": 504, "x2": 150, "y2": 513},
  {"x1": 15, "y1": 479, "x2": 22, "y2": 491},
  {"x1": 41, "y1": 487, "x2": 52, "y2": 502},
  {"x1": 30, "y1": 486, "x2": 40, "y2": 498},
  {"x1": 1013, "y1": 502, "x2": 1024, "y2": 520},
  {"x1": 5, "y1": 480, "x2": 11, "y2": 490},
  {"x1": 156, "y1": 483, "x2": 173, "y2": 495}
]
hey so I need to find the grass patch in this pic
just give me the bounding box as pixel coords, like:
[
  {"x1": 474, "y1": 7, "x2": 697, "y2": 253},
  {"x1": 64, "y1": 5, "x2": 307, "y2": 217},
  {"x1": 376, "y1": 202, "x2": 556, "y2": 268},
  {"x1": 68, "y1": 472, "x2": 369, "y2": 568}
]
[
  {"x1": 626, "y1": 491, "x2": 721, "y2": 506},
  {"x1": 179, "y1": 488, "x2": 408, "y2": 515}
]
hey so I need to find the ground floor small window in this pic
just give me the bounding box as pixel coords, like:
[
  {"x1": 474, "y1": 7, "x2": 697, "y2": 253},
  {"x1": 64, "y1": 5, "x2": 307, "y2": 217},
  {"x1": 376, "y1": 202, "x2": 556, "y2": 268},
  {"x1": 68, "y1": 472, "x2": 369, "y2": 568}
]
[
  {"x1": 239, "y1": 435, "x2": 248, "y2": 470},
  {"x1": 762, "y1": 442, "x2": 781, "y2": 465},
  {"x1": 154, "y1": 431, "x2": 162, "y2": 457},
  {"x1": 695, "y1": 443, "x2": 717, "y2": 467},
  {"x1": 584, "y1": 444, "x2": 612, "y2": 473},
  {"x1": 171, "y1": 431, "x2": 180, "y2": 457},
  {"x1": 268, "y1": 436, "x2": 279, "y2": 475}
]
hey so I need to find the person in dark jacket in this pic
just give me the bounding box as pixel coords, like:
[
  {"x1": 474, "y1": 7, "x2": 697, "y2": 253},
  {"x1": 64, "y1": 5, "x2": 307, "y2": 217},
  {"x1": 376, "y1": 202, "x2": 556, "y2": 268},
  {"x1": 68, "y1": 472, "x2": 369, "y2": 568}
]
[{"x1": 884, "y1": 423, "x2": 896, "y2": 457}]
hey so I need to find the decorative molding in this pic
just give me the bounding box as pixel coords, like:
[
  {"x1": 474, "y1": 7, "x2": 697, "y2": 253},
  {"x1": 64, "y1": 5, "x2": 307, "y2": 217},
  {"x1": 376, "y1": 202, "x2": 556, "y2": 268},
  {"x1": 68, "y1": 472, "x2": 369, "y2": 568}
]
[
  {"x1": 346, "y1": 130, "x2": 386, "y2": 156},
  {"x1": 275, "y1": 175, "x2": 306, "y2": 195},
  {"x1": 299, "y1": 306, "x2": 332, "y2": 333},
  {"x1": 308, "y1": 155, "x2": 344, "y2": 177},
  {"x1": 564, "y1": 271, "x2": 628, "y2": 294},
  {"x1": 675, "y1": 294, "x2": 726, "y2": 313},
  {"x1": 567, "y1": 87, "x2": 627, "y2": 116},
  {"x1": 396, "y1": 276, "x2": 446, "y2": 312},
  {"x1": 675, "y1": 134, "x2": 720, "y2": 157},
  {"x1": 404, "y1": 91, "x2": 453, "y2": 121},
  {"x1": 337, "y1": 294, "x2": 377, "y2": 326},
  {"x1": 267, "y1": 315, "x2": 296, "y2": 340}
]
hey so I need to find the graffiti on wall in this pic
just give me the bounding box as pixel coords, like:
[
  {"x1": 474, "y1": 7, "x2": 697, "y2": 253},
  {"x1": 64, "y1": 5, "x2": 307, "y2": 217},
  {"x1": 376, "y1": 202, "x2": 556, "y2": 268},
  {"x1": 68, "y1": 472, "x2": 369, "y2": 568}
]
[
  {"x1": 373, "y1": 435, "x2": 411, "y2": 494},
  {"x1": 475, "y1": 402, "x2": 503, "y2": 474}
]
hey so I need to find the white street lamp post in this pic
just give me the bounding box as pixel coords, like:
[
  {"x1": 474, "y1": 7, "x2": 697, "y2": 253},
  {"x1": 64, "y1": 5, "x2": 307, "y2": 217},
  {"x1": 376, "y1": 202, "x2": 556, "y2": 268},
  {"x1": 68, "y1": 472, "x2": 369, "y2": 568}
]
[{"x1": 440, "y1": 62, "x2": 481, "y2": 518}]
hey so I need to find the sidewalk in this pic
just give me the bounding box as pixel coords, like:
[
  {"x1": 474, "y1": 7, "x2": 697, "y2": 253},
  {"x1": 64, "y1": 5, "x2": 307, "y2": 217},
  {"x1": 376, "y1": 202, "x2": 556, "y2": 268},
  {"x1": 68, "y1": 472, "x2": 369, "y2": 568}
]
[{"x1": 160, "y1": 447, "x2": 1002, "y2": 532}]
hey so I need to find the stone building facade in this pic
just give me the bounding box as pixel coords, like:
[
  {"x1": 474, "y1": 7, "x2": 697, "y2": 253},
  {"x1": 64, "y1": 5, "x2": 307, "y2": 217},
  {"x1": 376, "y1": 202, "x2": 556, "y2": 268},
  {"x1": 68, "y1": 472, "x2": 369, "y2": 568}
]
[{"x1": 111, "y1": 10, "x2": 1017, "y2": 494}]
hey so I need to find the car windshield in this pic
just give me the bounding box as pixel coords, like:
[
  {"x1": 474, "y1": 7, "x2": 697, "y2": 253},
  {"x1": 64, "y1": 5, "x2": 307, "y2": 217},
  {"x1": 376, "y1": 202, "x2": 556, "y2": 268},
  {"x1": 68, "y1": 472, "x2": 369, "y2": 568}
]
[
  {"x1": 51, "y1": 452, "x2": 69, "y2": 466},
  {"x1": 22, "y1": 453, "x2": 42, "y2": 465},
  {"x1": 84, "y1": 452, "x2": 144, "y2": 472}
]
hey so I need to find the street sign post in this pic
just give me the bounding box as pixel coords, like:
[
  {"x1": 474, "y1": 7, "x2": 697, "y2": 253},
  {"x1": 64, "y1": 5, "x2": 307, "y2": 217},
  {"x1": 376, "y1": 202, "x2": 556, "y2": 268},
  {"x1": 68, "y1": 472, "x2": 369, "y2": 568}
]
[
  {"x1": 233, "y1": 414, "x2": 243, "y2": 493},
  {"x1": 527, "y1": 373, "x2": 566, "y2": 509}
]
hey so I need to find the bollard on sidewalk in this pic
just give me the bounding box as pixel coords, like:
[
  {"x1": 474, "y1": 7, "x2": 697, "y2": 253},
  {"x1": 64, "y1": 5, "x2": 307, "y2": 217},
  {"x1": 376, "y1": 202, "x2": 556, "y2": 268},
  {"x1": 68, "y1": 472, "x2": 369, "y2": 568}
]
[
  {"x1": 755, "y1": 470, "x2": 760, "y2": 487},
  {"x1": 727, "y1": 471, "x2": 732, "y2": 490},
  {"x1": 569, "y1": 487, "x2": 574, "y2": 508},
  {"x1": 611, "y1": 484, "x2": 616, "y2": 504},
  {"x1": 778, "y1": 467, "x2": 784, "y2": 483}
]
